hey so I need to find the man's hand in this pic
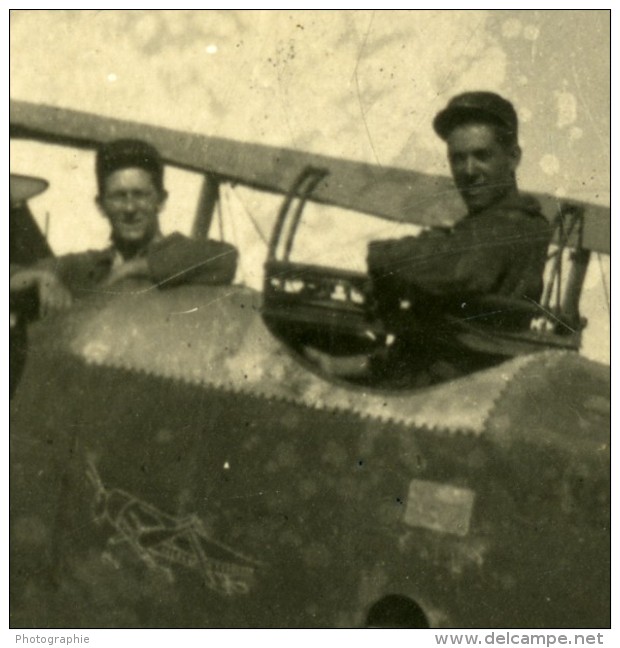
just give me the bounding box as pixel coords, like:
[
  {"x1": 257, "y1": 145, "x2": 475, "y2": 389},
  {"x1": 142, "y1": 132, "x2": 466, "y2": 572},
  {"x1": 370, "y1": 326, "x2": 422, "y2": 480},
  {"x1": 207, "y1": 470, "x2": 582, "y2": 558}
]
[
  {"x1": 10, "y1": 268, "x2": 73, "y2": 317},
  {"x1": 38, "y1": 272, "x2": 73, "y2": 316}
]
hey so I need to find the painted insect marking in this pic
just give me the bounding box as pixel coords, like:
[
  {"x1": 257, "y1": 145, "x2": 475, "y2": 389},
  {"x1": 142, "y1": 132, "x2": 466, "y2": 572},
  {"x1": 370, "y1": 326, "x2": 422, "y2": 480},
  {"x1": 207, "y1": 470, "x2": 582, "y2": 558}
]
[{"x1": 86, "y1": 462, "x2": 262, "y2": 596}]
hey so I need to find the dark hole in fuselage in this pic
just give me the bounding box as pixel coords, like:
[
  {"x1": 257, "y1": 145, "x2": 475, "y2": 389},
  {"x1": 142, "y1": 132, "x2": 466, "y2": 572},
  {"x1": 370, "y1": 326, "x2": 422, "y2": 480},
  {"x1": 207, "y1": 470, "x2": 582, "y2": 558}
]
[{"x1": 365, "y1": 594, "x2": 430, "y2": 629}]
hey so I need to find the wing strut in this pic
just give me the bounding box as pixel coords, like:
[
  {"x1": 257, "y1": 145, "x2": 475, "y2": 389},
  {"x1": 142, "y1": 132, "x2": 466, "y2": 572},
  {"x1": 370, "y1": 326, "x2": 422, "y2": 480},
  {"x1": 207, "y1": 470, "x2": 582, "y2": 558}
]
[
  {"x1": 192, "y1": 173, "x2": 220, "y2": 240},
  {"x1": 559, "y1": 206, "x2": 590, "y2": 331}
]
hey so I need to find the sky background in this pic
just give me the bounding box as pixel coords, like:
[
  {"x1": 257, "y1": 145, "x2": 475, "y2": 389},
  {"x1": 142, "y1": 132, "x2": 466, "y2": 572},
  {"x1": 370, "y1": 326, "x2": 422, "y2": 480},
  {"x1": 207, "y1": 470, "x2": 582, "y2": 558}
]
[{"x1": 9, "y1": 9, "x2": 610, "y2": 363}]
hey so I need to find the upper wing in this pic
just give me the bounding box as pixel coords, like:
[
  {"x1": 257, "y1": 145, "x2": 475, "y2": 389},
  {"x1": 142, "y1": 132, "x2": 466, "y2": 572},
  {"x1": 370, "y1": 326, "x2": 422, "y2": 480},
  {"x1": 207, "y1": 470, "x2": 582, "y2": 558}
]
[
  {"x1": 10, "y1": 100, "x2": 609, "y2": 252},
  {"x1": 536, "y1": 194, "x2": 609, "y2": 255},
  {"x1": 8, "y1": 99, "x2": 464, "y2": 229}
]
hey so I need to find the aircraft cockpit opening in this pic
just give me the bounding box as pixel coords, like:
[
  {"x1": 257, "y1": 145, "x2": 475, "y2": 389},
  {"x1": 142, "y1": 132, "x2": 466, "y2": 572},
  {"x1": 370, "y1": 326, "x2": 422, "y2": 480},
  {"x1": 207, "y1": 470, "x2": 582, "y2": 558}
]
[{"x1": 260, "y1": 166, "x2": 608, "y2": 389}]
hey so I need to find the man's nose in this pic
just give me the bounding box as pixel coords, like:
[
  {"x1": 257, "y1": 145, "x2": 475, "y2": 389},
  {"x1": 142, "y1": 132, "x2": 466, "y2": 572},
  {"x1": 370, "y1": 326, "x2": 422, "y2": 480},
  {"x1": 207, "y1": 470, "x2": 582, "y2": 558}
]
[
  {"x1": 119, "y1": 197, "x2": 139, "y2": 214},
  {"x1": 463, "y1": 156, "x2": 478, "y2": 177}
]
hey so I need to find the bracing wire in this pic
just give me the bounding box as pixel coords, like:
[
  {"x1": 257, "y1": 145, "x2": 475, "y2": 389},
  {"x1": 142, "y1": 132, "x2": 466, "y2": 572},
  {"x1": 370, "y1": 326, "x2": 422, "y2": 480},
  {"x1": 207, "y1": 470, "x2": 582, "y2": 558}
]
[{"x1": 228, "y1": 186, "x2": 269, "y2": 245}]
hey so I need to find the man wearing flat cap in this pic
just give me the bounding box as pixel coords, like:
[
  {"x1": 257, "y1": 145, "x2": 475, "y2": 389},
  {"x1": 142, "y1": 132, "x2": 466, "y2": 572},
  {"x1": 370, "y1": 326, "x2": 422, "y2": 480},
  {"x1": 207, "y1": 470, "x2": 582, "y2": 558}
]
[
  {"x1": 367, "y1": 91, "x2": 551, "y2": 347},
  {"x1": 10, "y1": 139, "x2": 238, "y2": 316}
]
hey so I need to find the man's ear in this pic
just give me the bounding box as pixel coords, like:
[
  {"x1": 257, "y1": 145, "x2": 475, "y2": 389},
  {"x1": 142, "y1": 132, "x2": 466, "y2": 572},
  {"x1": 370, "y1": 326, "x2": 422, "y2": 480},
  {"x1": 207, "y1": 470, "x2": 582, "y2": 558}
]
[{"x1": 510, "y1": 145, "x2": 522, "y2": 171}]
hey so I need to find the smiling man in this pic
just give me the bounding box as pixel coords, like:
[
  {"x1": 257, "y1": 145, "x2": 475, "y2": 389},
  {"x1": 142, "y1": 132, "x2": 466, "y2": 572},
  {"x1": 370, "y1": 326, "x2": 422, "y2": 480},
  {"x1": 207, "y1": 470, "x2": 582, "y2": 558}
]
[
  {"x1": 367, "y1": 91, "x2": 551, "y2": 326},
  {"x1": 10, "y1": 139, "x2": 238, "y2": 316}
]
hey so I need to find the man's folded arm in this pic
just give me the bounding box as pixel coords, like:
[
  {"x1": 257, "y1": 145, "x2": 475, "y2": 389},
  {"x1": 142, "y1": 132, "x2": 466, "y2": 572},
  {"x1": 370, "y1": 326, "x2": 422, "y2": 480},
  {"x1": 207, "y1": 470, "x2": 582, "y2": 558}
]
[
  {"x1": 147, "y1": 233, "x2": 238, "y2": 287},
  {"x1": 368, "y1": 215, "x2": 549, "y2": 303},
  {"x1": 368, "y1": 229, "x2": 506, "y2": 301}
]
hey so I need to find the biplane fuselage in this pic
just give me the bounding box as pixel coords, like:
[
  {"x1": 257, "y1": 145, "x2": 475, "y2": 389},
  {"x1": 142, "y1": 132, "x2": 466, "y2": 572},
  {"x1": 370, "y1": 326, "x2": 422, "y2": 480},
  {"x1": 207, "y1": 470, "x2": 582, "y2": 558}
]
[
  {"x1": 10, "y1": 282, "x2": 610, "y2": 628},
  {"x1": 9, "y1": 101, "x2": 610, "y2": 628}
]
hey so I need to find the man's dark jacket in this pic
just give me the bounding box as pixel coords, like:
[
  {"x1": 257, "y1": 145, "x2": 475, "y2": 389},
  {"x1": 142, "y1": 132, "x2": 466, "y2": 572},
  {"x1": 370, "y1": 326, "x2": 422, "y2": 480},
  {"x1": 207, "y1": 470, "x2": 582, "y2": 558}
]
[
  {"x1": 367, "y1": 192, "x2": 551, "y2": 319},
  {"x1": 34, "y1": 232, "x2": 238, "y2": 297}
]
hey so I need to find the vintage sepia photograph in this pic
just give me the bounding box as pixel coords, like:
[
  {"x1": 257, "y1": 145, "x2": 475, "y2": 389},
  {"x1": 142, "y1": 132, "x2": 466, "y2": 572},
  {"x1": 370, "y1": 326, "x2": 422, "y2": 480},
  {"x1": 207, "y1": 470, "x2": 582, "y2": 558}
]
[{"x1": 9, "y1": 8, "x2": 611, "y2": 633}]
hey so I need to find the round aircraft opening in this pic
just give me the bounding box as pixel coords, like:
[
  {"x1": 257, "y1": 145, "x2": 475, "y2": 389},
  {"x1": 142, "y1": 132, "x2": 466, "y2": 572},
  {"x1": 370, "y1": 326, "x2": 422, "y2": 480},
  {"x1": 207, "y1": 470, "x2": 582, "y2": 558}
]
[{"x1": 364, "y1": 593, "x2": 430, "y2": 629}]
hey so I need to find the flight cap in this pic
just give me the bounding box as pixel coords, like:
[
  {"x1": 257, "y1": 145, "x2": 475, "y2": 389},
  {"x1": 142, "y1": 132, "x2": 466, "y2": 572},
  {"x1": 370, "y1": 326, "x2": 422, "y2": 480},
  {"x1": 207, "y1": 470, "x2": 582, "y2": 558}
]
[
  {"x1": 96, "y1": 138, "x2": 164, "y2": 192},
  {"x1": 433, "y1": 91, "x2": 518, "y2": 142}
]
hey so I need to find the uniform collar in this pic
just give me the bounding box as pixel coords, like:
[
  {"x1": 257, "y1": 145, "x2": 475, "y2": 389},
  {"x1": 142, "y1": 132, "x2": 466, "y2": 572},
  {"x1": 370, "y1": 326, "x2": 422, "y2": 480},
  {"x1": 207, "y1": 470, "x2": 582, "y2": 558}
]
[
  {"x1": 109, "y1": 231, "x2": 164, "y2": 261},
  {"x1": 465, "y1": 188, "x2": 541, "y2": 218}
]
